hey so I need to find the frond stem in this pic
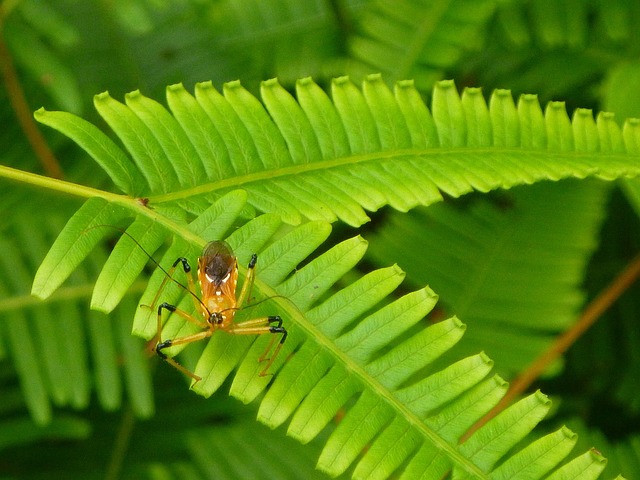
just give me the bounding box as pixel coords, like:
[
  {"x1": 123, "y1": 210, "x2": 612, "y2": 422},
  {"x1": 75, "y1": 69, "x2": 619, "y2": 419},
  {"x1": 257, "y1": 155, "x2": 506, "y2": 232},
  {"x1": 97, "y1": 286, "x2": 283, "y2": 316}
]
[
  {"x1": 104, "y1": 407, "x2": 136, "y2": 480},
  {"x1": 0, "y1": 164, "x2": 110, "y2": 198},
  {"x1": 0, "y1": 165, "x2": 206, "y2": 248},
  {"x1": 463, "y1": 251, "x2": 640, "y2": 440},
  {"x1": 146, "y1": 148, "x2": 632, "y2": 205}
]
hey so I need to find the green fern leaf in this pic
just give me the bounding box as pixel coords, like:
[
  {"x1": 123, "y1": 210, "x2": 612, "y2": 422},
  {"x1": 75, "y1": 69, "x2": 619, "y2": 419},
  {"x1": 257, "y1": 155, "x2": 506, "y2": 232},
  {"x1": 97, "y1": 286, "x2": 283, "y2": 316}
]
[
  {"x1": 564, "y1": 418, "x2": 635, "y2": 479},
  {"x1": 33, "y1": 108, "x2": 145, "y2": 195},
  {"x1": 489, "y1": 426, "x2": 577, "y2": 479},
  {"x1": 546, "y1": 449, "x2": 609, "y2": 480},
  {"x1": 91, "y1": 216, "x2": 167, "y2": 312},
  {"x1": 31, "y1": 197, "x2": 129, "y2": 300},
  {"x1": 28, "y1": 75, "x2": 640, "y2": 229}
]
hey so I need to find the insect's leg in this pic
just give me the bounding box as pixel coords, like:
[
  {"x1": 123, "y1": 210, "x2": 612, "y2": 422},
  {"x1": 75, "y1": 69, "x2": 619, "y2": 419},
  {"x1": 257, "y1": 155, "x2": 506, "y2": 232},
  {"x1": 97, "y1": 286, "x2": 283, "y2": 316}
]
[
  {"x1": 155, "y1": 303, "x2": 209, "y2": 340},
  {"x1": 145, "y1": 256, "x2": 204, "y2": 346},
  {"x1": 228, "y1": 316, "x2": 287, "y2": 376},
  {"x1": 157, "y1": 354, "x2": 202, "y2": 382},
  {"x1": 236, "y1": 254, "x2": 258, "y2": 309},
  {"x1": 155, "y1": 330, "x2": 213, "y2": 382},
  {"x1": 153, "y1": 302, "x2": 208, "y2": 362},
  {"x1": 143, "y1": 256, "x2": 192, "y2": 312},
  {"x1": 257, "y1": 316, "x2": 287, "y2": 376}
]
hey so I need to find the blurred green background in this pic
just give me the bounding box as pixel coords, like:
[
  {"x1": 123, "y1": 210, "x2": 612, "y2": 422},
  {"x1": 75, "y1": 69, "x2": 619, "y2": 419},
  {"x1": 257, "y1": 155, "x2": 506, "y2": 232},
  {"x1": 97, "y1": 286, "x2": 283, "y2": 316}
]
[{"x1": 2, "y1": 0, "x2": 640, "y2": 478}]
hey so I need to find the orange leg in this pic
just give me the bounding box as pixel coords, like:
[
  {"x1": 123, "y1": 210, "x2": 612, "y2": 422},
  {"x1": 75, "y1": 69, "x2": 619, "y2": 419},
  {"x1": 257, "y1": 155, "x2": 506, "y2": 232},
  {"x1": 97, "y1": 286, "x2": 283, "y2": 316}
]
[
  {"x1": 229, "y1": 316, "x2": 287, "y2": 376},
  {"x1": 236, "y1": 253, "x2": 257, "y2": 308},
  {"x1": 143, "y1": 255, "x2": 206, "y2": 346},
  {"x1": 145, "y1": 256, "x2": 197, "y2": 311},
  {"x1": 155, "y1": 303, "x2": 208, "y2": 342},
  {"x1": 233, "y1": 254, "x2": 288, "y2": 376},
  {"x1": 153, "y1": 301, "x2": 210, "y2": 381},
  {"x1": 155, "y1": 327, "x2": 214, "y2": 382}
]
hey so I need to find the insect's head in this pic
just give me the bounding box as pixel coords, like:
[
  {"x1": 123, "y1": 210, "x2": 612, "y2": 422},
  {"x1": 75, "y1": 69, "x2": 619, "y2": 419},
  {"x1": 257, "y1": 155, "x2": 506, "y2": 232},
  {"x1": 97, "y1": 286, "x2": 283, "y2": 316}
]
[{"x1": 208, "y1": 311, "x2": 226, "y2": 325}]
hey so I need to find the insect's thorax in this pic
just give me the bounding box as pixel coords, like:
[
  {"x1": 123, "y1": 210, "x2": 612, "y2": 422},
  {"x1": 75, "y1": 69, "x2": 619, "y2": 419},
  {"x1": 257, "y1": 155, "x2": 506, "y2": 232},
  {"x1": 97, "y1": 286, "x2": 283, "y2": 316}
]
[{"x1": 204, "y1": 289, "x2": 236, "y2": 326}]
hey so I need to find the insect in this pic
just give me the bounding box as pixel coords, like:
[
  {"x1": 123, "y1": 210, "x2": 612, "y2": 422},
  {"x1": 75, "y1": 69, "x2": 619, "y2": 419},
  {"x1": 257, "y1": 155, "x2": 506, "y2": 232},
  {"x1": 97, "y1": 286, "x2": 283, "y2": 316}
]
[{"x1": 145, "y1": 240, "x2": 287, "y2": 382}]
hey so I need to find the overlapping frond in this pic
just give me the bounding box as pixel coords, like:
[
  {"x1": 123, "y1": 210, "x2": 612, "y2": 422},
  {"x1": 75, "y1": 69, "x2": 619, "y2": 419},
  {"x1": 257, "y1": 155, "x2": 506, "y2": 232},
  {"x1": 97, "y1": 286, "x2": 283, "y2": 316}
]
[
  {"x1": 347, "y1": 0, "x2": 497, "y2": 86},
  {"x1": 494, "y1": 0, "x2": 634, "y2": 49},
  {"x1": 31, "y1": 191, "x2": 616, "y2": 478},
  {"x1": 34, "y1": 75, "x2": 640, "y2": 228},
  {"x1": 368, "y1": 179, "x2": 610, "y2": 377},
  {"x1": 0, "y1": 191, "x2": 154, "y2": 424}
]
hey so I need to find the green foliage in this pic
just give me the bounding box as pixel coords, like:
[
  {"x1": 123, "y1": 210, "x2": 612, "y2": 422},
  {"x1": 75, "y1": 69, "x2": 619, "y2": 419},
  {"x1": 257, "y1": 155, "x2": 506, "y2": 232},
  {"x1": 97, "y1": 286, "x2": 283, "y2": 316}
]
[
  {"x1": 368, "y1": 180, "x2": 611, "y2": 377},
  {"x1": 11, "y1": 75, "x2": 637, "y2": 478},
  {"x1": 31, "y1": 76, "x2": 640, "y2": 229},
  {"x1": 2, "y1": 0, "x2": 640, "y2": 479}
]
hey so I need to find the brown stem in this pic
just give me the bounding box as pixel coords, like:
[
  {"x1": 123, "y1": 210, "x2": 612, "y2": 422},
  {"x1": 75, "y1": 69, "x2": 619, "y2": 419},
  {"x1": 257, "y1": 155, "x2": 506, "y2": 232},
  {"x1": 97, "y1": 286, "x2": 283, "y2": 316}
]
[
  {"x1": 0, "y1": 25, "x2": 63, "y2": 178},
  {"x1": 462, "y1": 252, "x2": 640, "y2": 442}
]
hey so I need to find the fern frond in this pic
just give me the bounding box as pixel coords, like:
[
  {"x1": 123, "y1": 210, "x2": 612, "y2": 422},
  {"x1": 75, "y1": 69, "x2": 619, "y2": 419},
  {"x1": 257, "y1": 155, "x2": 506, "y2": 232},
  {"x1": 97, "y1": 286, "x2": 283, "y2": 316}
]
[
  {"x1": 30, "y1": 191, "x2": 618, "y2": 478},
  {"x1": 30, "y1": 75, "x2": 640, "y2": 229}
]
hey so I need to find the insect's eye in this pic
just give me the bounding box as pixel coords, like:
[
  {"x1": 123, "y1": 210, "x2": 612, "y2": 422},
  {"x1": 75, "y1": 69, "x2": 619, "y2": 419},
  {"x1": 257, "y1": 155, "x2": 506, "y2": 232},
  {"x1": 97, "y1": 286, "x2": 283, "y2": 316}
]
[{"x1": 209, "y1": 312, "x2": 224, "y2": 325}]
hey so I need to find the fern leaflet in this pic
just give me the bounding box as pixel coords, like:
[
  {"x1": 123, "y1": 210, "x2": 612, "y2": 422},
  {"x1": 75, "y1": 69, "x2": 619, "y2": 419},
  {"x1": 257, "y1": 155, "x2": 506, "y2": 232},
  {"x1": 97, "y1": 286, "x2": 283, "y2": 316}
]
[{"x1": 29, "y1": 75, "x2": 640, "y2": 228}]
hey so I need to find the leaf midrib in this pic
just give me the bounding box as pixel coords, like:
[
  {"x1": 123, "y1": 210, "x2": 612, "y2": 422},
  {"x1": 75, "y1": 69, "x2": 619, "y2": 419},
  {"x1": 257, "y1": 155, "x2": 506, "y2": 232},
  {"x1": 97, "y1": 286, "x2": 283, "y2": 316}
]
[
  {"x1": 252, "y1": 273, "x2": 488, "y2": 475},
  {"x1": 149, "y1": 147, "x2": 638, "y2": 204},
  {"x1": 285, "y1": 303, "x2": 487, "y2": 477}
]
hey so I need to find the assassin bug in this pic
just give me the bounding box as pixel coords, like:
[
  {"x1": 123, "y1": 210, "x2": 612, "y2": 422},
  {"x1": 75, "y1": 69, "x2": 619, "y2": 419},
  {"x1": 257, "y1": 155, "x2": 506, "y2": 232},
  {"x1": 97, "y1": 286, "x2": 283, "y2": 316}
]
[
  {"x1": 86, "y1": 225, "x2": 288, "y2": 381},
  {"x1": 144, "y1": 239, "x2": 288, "y2": 382}
]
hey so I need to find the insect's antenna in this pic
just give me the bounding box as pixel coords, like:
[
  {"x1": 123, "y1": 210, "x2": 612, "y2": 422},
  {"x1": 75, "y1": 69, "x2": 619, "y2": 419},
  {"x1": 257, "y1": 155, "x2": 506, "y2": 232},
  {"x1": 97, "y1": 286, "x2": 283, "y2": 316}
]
[
  {"x1": 81, "y1": 224, "x2": 206, "y2": 309},
  {"x1": 230, "y1": 295, "x2": 292, "y2": 316},
  {"x1": 82, "y1": 224, "x2": 175, "y2": 278}
]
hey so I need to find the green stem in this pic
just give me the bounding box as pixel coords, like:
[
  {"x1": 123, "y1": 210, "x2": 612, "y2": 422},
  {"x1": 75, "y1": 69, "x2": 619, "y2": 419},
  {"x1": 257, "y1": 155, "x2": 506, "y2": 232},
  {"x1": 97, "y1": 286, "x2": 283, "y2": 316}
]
[
  {"x1": 104, "y1": 407, "x2": 136, "y2": 480},
  {"x1": 0, "y1": 164, "x2": 112, "y2": 200},
  {"x1": 0, "y1": 164, "x2": 207, "y2": 246}
]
